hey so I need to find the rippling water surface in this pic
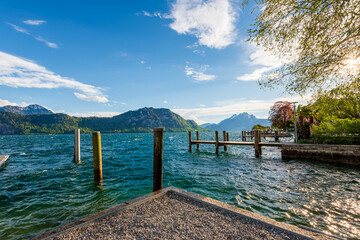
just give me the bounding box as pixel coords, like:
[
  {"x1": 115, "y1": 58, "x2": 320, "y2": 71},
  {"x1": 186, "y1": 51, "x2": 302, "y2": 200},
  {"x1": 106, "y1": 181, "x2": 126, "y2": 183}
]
[{"x1": 0, "y1": 132, "x2": 359, "y2": 239}]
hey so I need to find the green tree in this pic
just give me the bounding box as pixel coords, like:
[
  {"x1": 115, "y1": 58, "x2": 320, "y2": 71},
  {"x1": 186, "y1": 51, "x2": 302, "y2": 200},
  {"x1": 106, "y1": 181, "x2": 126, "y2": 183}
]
[{"x1": 248, "y1": 0, "x2": 360, "y2": 94}]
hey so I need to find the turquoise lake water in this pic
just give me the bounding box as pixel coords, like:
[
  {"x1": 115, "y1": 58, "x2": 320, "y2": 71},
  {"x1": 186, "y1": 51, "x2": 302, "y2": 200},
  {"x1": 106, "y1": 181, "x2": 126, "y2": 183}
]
[{"x1": 0, "y1": 132, "x2": 359, "y2": 239}]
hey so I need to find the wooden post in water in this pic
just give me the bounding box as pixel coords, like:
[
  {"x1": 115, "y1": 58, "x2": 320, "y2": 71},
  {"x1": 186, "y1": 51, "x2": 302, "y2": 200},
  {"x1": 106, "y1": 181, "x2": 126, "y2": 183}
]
[
  {"x1": 188, "y1": 131, "x2": 192, "y2": 153},
  {"x1": 92, "y1": 132, "x2": 103, "y2": 181},
  {"x1": 153, "y1": 127, "x2": 164, "y2": 192},
  {"x1": 196, "y1": 131, "x2": 200, "y2": 150},
  {"x1": 241, "y1": 131, "x2": 244, "y2": 141},
  {"x1": 223, "y1": 131, "x2": 227, "y2": 152},
  {"x1": 275, "y1": 130, "x2": 279, "y2": 141},
  {"x1": 226, "y1": 132, "x2": 229, "y2": 141},
  {"x1": 73, "y1": 129, "x2": 81, "y2": 164},
  {"x1": 254, "y1": 130, "x2": 262, "y2": 157},
  {"x1": 215, "y1": 131, "x2": 219, "y2": 154}
]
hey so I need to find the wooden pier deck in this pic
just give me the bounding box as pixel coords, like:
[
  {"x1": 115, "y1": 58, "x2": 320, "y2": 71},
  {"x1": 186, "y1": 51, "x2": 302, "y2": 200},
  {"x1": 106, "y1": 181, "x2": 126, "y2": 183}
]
[
  {"x1": 0, "y1": 155, "x2": 9, "y2": 167},
  {"x1": 189, "y1": 130, "x2": 284, "y2": 156}
]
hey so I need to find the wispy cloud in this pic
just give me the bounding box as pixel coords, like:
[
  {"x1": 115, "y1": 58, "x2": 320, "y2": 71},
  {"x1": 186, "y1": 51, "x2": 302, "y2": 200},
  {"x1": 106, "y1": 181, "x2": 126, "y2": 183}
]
[
  {"x1": 168, "y1": 0, "x2": 237, "y2": 49},
  {"x1": 142, "y1": 11, "x2": 163, "y2": 18},
  {"x1": 0, "y1": 51, "x2": 108, "y2": 103},
  {"x1": 7, "y1": 23, "x2": 29, "y2": 34},
  {"x1": 34, "y1": 36, "x2": 58, "y2": 48},
  {"x1": 185, "y1": 64, "x2": 216, "y2": 81},
  {"x1": 6, "y1": 22, "x2": 57, "y2": 49},
  {"x1": 23, "y1": 20, "x2": 46, "y2": 25}
]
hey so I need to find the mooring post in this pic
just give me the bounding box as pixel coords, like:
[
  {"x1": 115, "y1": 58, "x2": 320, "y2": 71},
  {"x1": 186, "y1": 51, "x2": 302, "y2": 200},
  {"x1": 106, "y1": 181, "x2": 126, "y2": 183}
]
[
  {"x1": 73, "y1": 129, "x2": 81, "y2": 164},
  {"x1": 196, "y1": 131, "x2": 200, "y2": 150},
  {"x1": 275, "y1": 130, "x2": 279, "y2": 141},
  {"x1": 153, "y1": 127, "x2": 164, "y2": 192},
  {"x1": 223, "y1": 131, "x2": 227, "y2": 152},
  {"x1": 226, "y1": 132, "x2": 229, "y2": 141},
  {"x1": 188, "y1": 131, "x2": 192, "y2": 153},
  {"x1": 254, "y1": 130, "x2": 262, "y2": 157},
  {"x1": 92, "y1": 132, "x2": 102, "y2": 181},
  {"x1": 215, "y1": 131, "x2": 219, "y2": 154}
]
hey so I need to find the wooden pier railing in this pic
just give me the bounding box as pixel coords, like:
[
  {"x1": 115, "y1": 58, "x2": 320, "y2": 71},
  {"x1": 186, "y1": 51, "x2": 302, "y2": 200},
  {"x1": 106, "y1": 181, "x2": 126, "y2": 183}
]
[
  {"x1": 189, "y1": 130, "x2": 283, "y2": 157},
  {"x1": 241, "y1": 130, "x2": 292, "y2": 141}
]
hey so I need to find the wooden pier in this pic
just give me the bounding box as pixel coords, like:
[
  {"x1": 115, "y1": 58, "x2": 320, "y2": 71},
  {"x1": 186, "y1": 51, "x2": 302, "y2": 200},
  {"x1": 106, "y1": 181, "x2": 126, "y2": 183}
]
[
  {"x1": 189, "y1": 130, "x2": 282, "y2": 157},
  {"x1": 0, "y1": 155, "x2": 9, "y2": 167},
  {"x1": 241, "y1": 130, "x2": 292, "y2": 141}
]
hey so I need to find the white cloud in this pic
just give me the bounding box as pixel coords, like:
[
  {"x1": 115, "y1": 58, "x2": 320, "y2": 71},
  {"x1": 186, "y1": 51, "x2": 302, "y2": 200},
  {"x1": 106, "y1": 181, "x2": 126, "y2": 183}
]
[
  {"x1": 23, "y1": 20, "x2": 46, "y2": 25},
  {"x1": 163, "y1": 100, "x2": 168, "y2": 104},
  {"x1": 7, "y1": 23, "x2": 29, "y2": 34},
  {"x1": 140, "y1": 60, "x2": 145, "y2": 64},
  {"x1": 7, "y1": 22, "x2": 57, "y2": 49},
  {"x1": 0, "y1": 99, "x2": 18, "y2": 107},
  {"x1": 185, "y1": 64, "x2": 216, "y2": 81},
  {"x1": 0, "y1": 51, "x2": 108, "y2": 103},
  {"x1": 168, "y1": 0, "x2": 237, "y2": 49},
  {"x1": 237, "y1": 44, "x2": 295, "y2": 82},
  {"x1": 236, "y1": 67, "x2": 273, "y2": 81},
  {"x1": 69, "y1": 112, "x2": 122, "y2": 118},
  {"x1": 74, "y1": 93, "x2": 108, "y2": 103},
  {"x1": 34, "y1": 36, "x2": 58, "y2": 49}
]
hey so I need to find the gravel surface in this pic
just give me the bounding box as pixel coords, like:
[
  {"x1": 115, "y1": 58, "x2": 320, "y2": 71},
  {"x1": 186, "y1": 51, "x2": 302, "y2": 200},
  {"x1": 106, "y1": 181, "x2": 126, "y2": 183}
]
[{"x1": 50, "y1": 192, "x2": 311, "y2": 240}]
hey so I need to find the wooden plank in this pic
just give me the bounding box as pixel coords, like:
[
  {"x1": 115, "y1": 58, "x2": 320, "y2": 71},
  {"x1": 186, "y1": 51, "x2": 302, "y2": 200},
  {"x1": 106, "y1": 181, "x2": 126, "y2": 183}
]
[
  {"x1": 0, "y1": 155, "x2": 9, "y2": 167},
  {"x1": 190, "y1": 141, "x2": 282, "y2": 147}
]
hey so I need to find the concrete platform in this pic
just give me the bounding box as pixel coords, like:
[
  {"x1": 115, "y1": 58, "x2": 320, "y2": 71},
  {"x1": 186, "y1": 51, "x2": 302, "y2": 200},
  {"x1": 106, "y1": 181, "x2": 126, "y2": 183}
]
[{"x1": 31, "y1": 187, "x2": 338, "y2": 240}]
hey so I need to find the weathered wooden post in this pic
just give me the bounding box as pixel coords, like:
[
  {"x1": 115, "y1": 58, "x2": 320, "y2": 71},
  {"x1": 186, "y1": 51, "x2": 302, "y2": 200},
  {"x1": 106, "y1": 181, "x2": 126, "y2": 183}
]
[
  {"x1": 275, "y1": 130, "x2": 279, "y2": 141},
  {"x1": 254, "y1": 130, "x2": 262, "y2": 157},
  {"x1": 73, "y1": 129, "x2": 81, "y2": 164},
  {"x1": 223, "y1": 131, "x2": 227, "y2": 152},
  {"x1": 196, "y1": 131, "x2": 200, "y2": 150},
  {"x1": 153, "y1": 127, "x2": 164, "y2": 192},
  {"x1": 226, "y1": 132, "x2": 229, "y2": 141},
  {"x1": 241, "y1": 131, "x2": 244, "y2": 141},
  {"x1": 92, "y1": 132, "x2": 102, "y2": 181},
  {"x1": 215, "y1": 131, "x2": 219, "y2": 154},
  {"x1": 188, "y1": 131, "x2": 192, "y2": 153}
]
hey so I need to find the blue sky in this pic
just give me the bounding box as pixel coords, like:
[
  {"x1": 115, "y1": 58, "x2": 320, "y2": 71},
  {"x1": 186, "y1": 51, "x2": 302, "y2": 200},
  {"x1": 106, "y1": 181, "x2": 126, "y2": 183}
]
[{"x1": 0, "y1": 0, "x2": 306, "y2": 124}]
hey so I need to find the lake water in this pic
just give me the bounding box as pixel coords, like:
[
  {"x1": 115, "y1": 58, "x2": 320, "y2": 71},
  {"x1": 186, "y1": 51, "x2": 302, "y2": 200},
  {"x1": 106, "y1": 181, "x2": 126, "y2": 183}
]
[{"x1": 0, "y1": 132, "x2": 359, "y2": 239}]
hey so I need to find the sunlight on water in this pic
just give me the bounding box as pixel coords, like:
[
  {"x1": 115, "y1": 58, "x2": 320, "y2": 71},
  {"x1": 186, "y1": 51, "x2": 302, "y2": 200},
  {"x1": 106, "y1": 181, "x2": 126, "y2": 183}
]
[{"x1": 0, "y1": 132, "x2": 359, "y2": 239}]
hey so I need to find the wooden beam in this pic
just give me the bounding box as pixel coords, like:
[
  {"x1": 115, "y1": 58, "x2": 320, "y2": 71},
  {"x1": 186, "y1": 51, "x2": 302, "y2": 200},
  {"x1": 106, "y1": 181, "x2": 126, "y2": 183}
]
[
  {"x1": 196, "y1": 131, "x2": 199, "y2": 150},
  {"x1": 215, "y1": 131, "x2": 219, "y2": 154},
  {"x1": 92, "y1": 132, "x2": 103, "y2": 181},
  {"x1": 188, "y1": 131, "x2": 192, "y2": 153},
  {"x1": 254, "y1": 130, "x2": 262, "y2": 157},
  {"x1": 223, "y1": 131, "x2": 227, "y2": 152},
  {"x1": 153, "y1": 127, "x2": 164, "y2": 192}
]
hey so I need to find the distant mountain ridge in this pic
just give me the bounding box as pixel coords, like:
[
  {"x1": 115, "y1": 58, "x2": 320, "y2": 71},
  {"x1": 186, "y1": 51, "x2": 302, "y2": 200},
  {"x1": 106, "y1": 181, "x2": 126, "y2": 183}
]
[
  {"x1": 0, "y1": 104, "x2": 53, "y2": 115},
  {"x1": 201, "y1": 112, "x2": 270, "y2": 131},
  {"x1": 0, "y1": 106, "x2": 203, "y2": 135}
]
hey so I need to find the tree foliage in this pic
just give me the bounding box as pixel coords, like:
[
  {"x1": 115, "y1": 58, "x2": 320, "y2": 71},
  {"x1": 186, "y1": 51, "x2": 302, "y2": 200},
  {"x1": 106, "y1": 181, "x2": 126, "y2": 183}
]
[
  {"x1": 248, "y1": 0, "x2": 360, "y2": 94},
  {"x1": 310, "y1": 79, "x2": 360, "y2": 120},
  {"x1": 269, "y1": 101, "x2": 293, "y2": 130}
]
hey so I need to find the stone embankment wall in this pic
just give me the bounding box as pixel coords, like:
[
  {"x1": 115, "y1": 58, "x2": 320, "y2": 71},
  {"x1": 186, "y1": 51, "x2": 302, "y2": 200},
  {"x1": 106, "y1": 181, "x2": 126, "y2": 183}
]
[{"x1": 281, "y1": 143, "x2": 360, "y2": 166}]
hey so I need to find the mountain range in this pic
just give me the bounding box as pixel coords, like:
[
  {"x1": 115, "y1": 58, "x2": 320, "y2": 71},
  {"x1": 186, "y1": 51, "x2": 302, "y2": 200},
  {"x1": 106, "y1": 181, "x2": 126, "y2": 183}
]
[
  {"x1": 0, "y1": 104, "x2": 53, "y2": 115},
  {"x1": 200, "y1": 112, "x2": 270, "y2": 131},
  {"x1": 0, "y1": 105, "x2": 203, "y2": 135}
]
